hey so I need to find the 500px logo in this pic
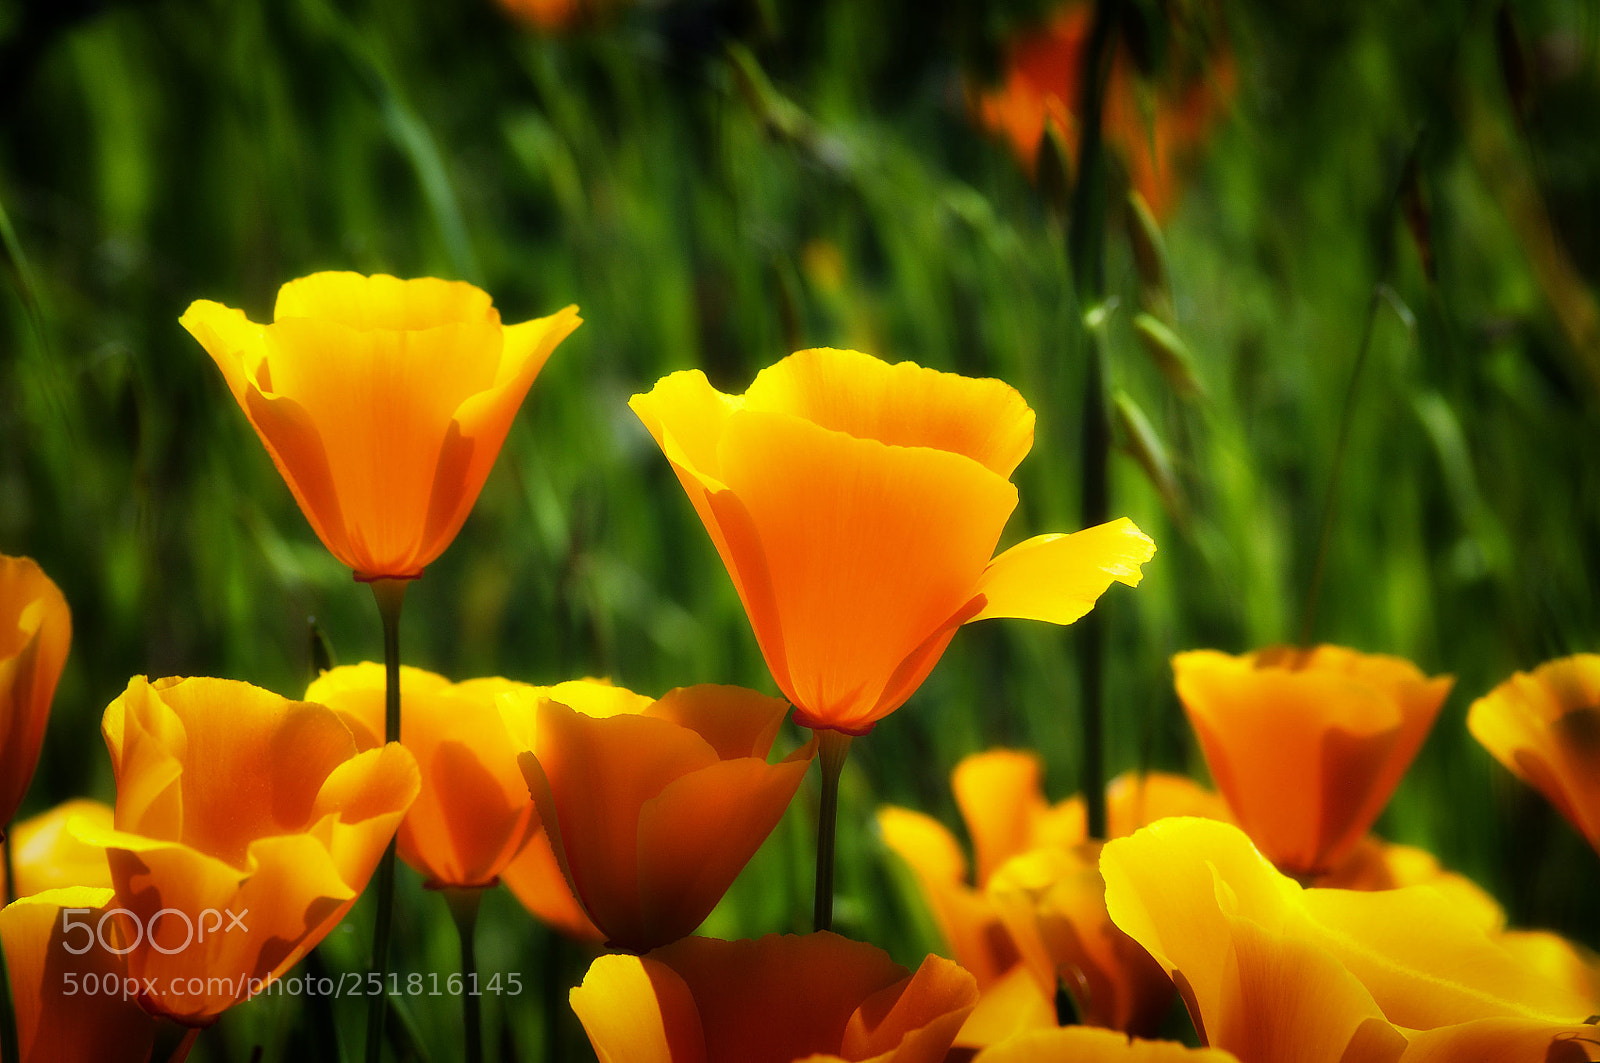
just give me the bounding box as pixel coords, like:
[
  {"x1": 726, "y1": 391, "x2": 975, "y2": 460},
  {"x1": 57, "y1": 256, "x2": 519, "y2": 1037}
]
[{"x1": 61, "y1": 907, "x2": 248, "y2": 956}]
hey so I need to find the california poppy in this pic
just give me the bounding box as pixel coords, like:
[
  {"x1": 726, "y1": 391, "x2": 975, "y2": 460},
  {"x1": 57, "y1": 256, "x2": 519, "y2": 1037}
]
[
  {"x1": 76, "y1": 675, "x2": 419, "y2": 1025},
  {"x1": 630, "y1": 348, "x2": 1155, "y2": 736},
  {"x1": 308, "y1": 663, "x2": 542, "y2": 888},
  {"x1": 520, "y1": 681, "x2": 814, "y2": 951},
  {"x1": 0, "y1": 886, "x2": 164, "y2": 1062},
  {"x1": 1101, "y1": 817, "x2": 1596, "y2": 1062},
  {"x1": 0, "y1": 554, "x2": 70, "y2": 835},
  {"x1": 10, "y1": 798, "x2": 113, "y2": 897},
  {"x1": 878, "y1": 753, "x2": 1216, "y2": 1043},
  {"x1": 181, "y1": 273, "x2": 580, "y2": 581},
  {"x1": 1468, "y1": 653, "x2": 1600, "y2": 857},
  {"x1": 500, "y1": 822, "x2": 604, "y2": 944},
  {"x1": 973, "y1": 5, "x2": 1236, "y2": 220},
  {"x1": 972, "y1": 1027, "x2": 1240, "y2": 1061},
  {"x1": 570, "y1": 932, "x2": 977, "y2": 1063},
  {"x1": 1172, "y1": 646, "x2": 1452, "y2": 878}
]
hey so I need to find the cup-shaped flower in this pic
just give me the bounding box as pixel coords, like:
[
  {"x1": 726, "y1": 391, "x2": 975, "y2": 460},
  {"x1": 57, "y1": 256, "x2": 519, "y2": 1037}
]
[
  {"x1": 308, "y1": 663, "x2": 540, "y2": 888},
  {"x1": 76, "y1": 675, "x2": 419, "y2": 1025},
  {"x1": 12, "y1": 798, "x2": 113, "y2": 897},
  {"x1": 630, "y1": 348, "x2": 1155, "y2": 734},
  {"x1": 0, "y1": 554, "x2": 70, "y2": 829},
  {"x1": 1468, "y1": 653, "x2": 1600, "y2": 857},
  {"x1": 987, "y1": 842, "x2": 1174, "y2": 1035},
  {"x1": 1101, "y1": 818, "x2": 1597, "y2": 1062},
  {"x1": 1, "y1": 886, "x2": 162, "y2": 1062},
  {"x1": 1172, "y1": 646, "x2": 1452, "y2": 877},
  {"x1": 570, "y1": 932, "x2": 977, "y2": 1063},
  {"x1": 973, "y1": 1028, "x2": 1241, "y2": 1062},
  {"x1": 519, "y1": 681, "x2": 814, "y2": 951},
  {"x1": 180, "y1": 272, "x2": 581, "y2": 580}
]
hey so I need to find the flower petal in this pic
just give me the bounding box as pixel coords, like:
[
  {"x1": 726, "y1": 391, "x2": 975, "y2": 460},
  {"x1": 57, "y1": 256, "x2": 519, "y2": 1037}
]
[
  {"x1": 741, "y1": 348, "x2": 1036, "y2": 479},
  {"x1": 967, "y1": 519, "x2": 1155, "y2": 626},
  {"x1": 273, "y1": 272, "x2": 495, "y2": 330},
  {"x1": 570, "y1": 953, "x2": 703, "y2": 1063}
]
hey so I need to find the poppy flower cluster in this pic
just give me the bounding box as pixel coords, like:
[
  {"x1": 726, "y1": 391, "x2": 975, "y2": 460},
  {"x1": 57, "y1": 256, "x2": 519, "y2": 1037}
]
[{"x1": 3, "y1": 252, "x2": 1594, "y2": 1063}]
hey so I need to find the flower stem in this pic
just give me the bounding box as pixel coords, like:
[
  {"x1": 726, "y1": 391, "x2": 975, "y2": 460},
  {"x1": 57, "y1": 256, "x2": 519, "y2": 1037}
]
[
  {"x1": 812, "y1": 729, "x2": 852, "y2": 933},
  {"x1": 444, "y1": 887, "x2": 484, "y2": 1063},
  {"x1": 1068, "y1": 0, "x2": 1122, "y2": 843},
  {"x1": 364, "y1": 577, "x2": 409, "y2": 1063}
]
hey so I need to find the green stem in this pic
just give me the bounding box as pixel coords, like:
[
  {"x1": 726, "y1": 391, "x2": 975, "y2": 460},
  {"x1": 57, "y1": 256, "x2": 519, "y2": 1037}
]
[
  {"x1": 364, "y1": 578, "x2": 409, "y2": 1063},
  {"x1": 444, "y1": 888, "x2": 484, "y2": 1063},
  {"x1": 1298, "y1": 284, "x2": 1384, "y2": 649},
  {"x1": 812, "y1": 730, "x2": 852, "y2": 933},
  {"x1": 1068, "y1": 0, "x2": 1121, "y2": 842}
]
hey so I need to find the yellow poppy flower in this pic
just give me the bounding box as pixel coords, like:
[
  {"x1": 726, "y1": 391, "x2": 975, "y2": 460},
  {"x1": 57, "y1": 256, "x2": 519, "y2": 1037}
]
[
  {"x1": 1101, "y1": 818, "x2": 1596, "y2": 1062},
  {"x1": 520, "y1": 681, "x2": 814, "y2": 952},
  {"x1": 308, "y1": 663, "x2": 542, "y2": 889},
  {"x1": 181, "y1": 273, "x2": 580, "y2": 580},
  {"x1": 972, "y1": 1027, "x2": 1241, "y2": 1061},
  {"x1": 11, "y1": 798, "x2": 113, "y2": 897},
  {"x1": 0, "y1": 554, "x2": 70, "y2": 830},
  {"x1": 569, "y1": 932, "x2": 977, "y2": 1063},
  {"x1": 0, "y1": 887, "x2": 163, "y2": 1062},
  {"x1": 76, "y1": 675, "x2": 419, "y2": 1025},
  {"x1": 630, "y1": 348, "x2": 1155, "y2": 734},
  {"x1": 1172, "y1": 646, "x2": 1452, "y2": 877},
  {"x1": 1468, "y1": 653, "x2": 1600, "y2": 857}
]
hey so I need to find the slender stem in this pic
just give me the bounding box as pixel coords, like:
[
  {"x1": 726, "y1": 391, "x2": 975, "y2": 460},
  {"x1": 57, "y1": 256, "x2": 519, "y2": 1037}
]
[
  {"x1": 364, "y1": 577, "x2": 409, "y2": 1063},
  {"x1": 1298, "y1": 285, "x2": 1384, "y2": 649},
  {"x1": 444, "y1": 888, "x2": 484, "y2": 1063},
  {"x1": 1068, "y1": 0, "x2": 1121, "y2": 842},
  {"x1": 812, "y1": 730, "x2": 852, "y2": 933},
  {"x1": 543, "y1": 926, "x2": 564, "y2": 1063},
  {"x1": 151, "y1": 1020, "x2": 196, "y2": 1063},
  {"x1": 3, "y1": 825, "x2": 14, "y2": 904}
]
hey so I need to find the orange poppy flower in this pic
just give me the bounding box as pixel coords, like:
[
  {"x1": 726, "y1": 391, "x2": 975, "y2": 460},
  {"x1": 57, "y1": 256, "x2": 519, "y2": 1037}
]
[
  {"x1": 180, "y1": 273, "x2": 581, "y2": 580},
  {"x1": 307, "y1": 663, "x2": 542, "y2": 888},
  {"x1": 519, "y1": 681, "x2": 814, "y2": 952},
  {"x1": 630, "y1": 348, "x2": 1155, "y2": 734},
  {"x1": 972, "y1": 5, "x2": 1236, "y2": 220},
  {"x1": 878, "y1": 753, "x2": 1218, "y2": 1044},
  {"x1": 569, "y1": 932, "x2": 978, "y2": 1063},
  {"x1": 972, "y1": 1027, "x2": 1240, "y2": 1061},
  {"x1": 0, "y1": 886, "x2": 164, "y2": 1062},
  {"x1": 1467, "y1": 653, "x2": 1600, "y2": 857},
  {"x1": 0, "y1": 554, "x2": 70, "y2": 830},
  {"x1": 1172, "y1": 646, "x2": 1453, "y2": 878},
  {"x1": 1101, "y1": 817, "x2": 1597, "y2": 1062},
  {"x1": 11, "y1": 798, "x2": 113, "y2": 897},
  {"x1": 76, "y1": 675, "x2": 419, "y2": 1025}
]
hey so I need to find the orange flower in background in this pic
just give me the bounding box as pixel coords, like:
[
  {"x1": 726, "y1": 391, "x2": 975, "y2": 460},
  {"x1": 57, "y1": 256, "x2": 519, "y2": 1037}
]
[
  {"x1": 986, "y1": 842, "x2": 1172, "y2": 1035},
  {"x1": 1468, "y1": 653, "x2": 1600, "y2": 856},
  {"x1": 181, "y1": 273, "x2": 581, "y2": 581},
  {"x1": 0, "y1": 887, "x2": 164, "y2": 1062},
  {"x1": 77, "y1": 675, "x2": 419, "y2": 1025},
  {"x1": 973, "y1": 5, "x2": 1236, "y2": 220},
  {"x1": 631, "y1": 348, "x2": 1155, "y2": 735},
  {"x1": 520, "y1": 681, "x2": 814, "y2": 951},
  {"x1": 309, "y1": 663, "x2": 542, "y2": 888},
  {"x1": 878, "y1": 753, "x2": 1218, "y2": 1045},
  {"x1": 0, "y1": 554, "x2": 70, "y2": 831},
  {"x1": 570, "y1": 932, "x2": 977, "y2": 1063},
  {"x1": 11, "y1": 798, "x2": 113, "y2": 897},
  {"x1": 1102, "y1": 817, "x2": 1597, "y2": 1062},
  {"x1": 1172, "y1": 646, "x2": 1452, "y2": 878},
  {"x1": 973, "y1": 1027, "x2": 1240, "y2": 1062}
]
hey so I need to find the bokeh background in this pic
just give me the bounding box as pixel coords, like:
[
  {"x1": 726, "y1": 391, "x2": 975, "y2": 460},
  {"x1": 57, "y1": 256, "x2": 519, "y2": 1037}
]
[{"x1": 1, "y1": 0, "x2": 1598, "y2": 1058}]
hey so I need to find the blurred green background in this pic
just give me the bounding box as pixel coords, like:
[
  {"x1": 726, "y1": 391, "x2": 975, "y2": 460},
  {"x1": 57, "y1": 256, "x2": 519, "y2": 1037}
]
[{"x1": 2, "y1": 0, "x2": 1598, "y2": 1058}]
